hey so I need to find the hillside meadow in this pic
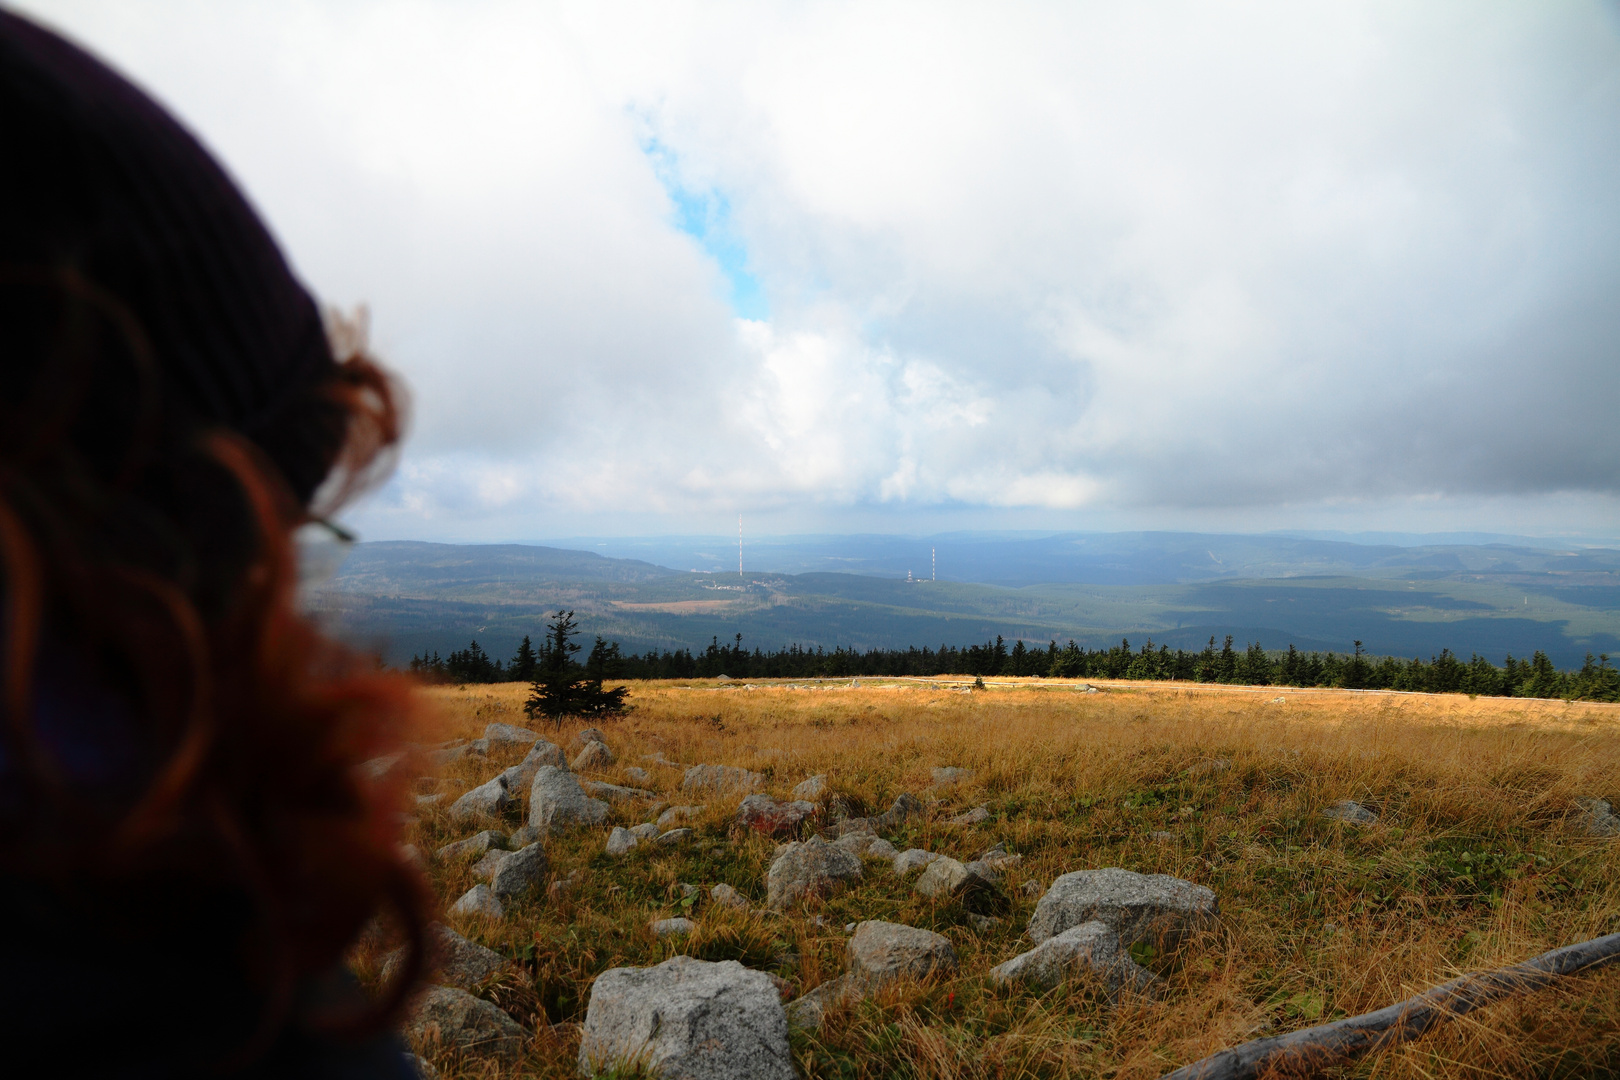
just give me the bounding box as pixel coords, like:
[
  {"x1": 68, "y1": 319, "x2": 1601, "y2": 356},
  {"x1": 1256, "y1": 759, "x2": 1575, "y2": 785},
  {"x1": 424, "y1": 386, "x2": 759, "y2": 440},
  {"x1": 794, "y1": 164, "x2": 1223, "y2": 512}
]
[{"x1": 365, "y1": 678, "x2": 1620, "y2": 1079}]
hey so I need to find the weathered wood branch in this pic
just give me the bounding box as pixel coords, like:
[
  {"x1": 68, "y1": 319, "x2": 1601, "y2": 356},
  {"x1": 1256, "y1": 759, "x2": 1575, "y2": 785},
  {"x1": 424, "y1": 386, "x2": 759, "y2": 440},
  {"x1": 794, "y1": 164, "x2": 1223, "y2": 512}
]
[{"x1": 1159, "y1": 932, "x2": 1620, "y2": 1080}]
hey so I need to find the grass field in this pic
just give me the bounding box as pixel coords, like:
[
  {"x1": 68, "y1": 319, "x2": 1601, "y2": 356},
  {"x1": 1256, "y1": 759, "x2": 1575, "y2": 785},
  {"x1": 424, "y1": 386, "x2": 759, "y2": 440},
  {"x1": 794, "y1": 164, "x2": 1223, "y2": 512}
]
[{"x1": 371, "y1": 678, "x2": 1620, "y2": 1079}]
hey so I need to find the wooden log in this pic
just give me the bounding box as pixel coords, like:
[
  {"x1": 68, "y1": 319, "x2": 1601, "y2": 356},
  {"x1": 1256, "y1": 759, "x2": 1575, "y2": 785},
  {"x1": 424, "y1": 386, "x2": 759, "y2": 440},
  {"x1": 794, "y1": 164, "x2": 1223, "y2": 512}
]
[{"x1": 1159, "y1": 932, "x2": 1620, "y2": 1080}]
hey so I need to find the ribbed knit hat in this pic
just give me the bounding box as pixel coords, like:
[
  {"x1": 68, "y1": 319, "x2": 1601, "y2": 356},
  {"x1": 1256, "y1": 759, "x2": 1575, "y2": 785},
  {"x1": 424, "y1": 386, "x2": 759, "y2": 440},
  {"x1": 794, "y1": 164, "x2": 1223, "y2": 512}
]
[{"x1": 0, "y1": 11, "x2": 338, "y2": 504}]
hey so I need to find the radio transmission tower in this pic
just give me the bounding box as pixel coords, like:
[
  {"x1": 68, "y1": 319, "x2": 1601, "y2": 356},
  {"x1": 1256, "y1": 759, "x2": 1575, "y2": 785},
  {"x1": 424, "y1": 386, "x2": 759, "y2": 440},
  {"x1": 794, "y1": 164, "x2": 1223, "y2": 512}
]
[{"x1": 738, "y1": 515, "x2": 743, "y2": 578}]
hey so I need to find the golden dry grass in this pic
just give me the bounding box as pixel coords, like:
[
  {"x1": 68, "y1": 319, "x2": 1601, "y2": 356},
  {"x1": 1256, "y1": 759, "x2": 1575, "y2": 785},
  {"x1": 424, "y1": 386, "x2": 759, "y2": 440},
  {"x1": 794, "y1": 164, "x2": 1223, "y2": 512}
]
[{"x1": 372, "y1": 679, "x2": 1620, "y2": 1079}]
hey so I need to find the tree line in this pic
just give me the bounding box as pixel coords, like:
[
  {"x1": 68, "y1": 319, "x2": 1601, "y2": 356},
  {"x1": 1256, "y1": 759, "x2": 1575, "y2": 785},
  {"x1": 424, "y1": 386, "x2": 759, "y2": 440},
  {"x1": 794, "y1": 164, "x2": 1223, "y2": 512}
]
[{"x1": 409, "y1": 628, "x2": 1619, "y2": 703}]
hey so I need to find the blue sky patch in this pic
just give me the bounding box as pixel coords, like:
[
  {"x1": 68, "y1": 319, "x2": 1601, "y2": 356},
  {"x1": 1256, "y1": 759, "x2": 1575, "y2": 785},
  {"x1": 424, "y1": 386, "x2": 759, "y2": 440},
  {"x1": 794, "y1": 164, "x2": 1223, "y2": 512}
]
[{"x1": 643, "y1": 138, "x2": 768, "y2": 320}]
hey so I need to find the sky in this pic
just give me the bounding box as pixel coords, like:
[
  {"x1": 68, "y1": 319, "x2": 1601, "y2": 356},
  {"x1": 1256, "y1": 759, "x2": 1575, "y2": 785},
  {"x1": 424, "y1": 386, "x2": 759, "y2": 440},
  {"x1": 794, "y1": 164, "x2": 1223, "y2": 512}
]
[{"x1": 18, "y1": 1, "x2": 1620, "y2": 543}]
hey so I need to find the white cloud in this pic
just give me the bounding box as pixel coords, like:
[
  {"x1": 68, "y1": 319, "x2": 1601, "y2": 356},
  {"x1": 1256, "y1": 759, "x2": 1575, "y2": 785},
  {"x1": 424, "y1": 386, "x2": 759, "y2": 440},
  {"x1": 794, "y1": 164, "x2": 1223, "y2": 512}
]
[{"x1": 15, "y1": 0, "x2": 1620, "y2": 538}]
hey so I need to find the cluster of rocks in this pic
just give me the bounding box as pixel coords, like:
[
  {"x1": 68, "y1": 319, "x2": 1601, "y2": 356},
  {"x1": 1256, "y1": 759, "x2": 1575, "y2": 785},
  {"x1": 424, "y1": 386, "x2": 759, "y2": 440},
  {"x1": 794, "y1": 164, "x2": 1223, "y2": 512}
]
[
  {"x1": 408, "y1": 731, "x2": 1231, "y2": 1072},
  {"x1": 430, "y1": 725, "x2": 661, "y2": 920},
  {"x1": 573, "y1": 866, "x2": 1219, "y2": 1076}
]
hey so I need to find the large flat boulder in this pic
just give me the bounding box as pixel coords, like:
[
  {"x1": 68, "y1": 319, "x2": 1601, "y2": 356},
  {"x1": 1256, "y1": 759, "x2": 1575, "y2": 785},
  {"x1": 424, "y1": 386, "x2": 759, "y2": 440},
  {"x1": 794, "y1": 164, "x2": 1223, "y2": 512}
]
[
  {"x1": 847, "y1": 921, "x2": 957, "y2": 987},
  {"x1": 736, "y1": 794, "x2": 817, "y2": 837},
  {"x1": 528, "y1": 766, "x2": 609, "y2": 831},
  {"x1": 405, "y1": 985, "x2": 525, "y2": 1062},
  {"x1": 766, "y1": 836, "x2": 863, "y2": 909},
  {"x1": 989, "y1": 921, "x2": 1156, "y2": 996},
  {"x1": 579, "y1": 955, "x2": 794, "y2": 1080},
  {"x1": 1028, "y1": 868, "x2": 1217, "y2": 947},
  {"x1": 381, "y1": 923, "x2": 510, "y2": 991}
]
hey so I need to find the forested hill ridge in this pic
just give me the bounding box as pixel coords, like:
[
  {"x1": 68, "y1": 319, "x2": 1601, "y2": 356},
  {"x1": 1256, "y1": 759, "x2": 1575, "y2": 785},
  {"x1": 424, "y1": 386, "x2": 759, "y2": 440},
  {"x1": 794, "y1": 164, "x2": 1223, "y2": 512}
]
[{"x1": 307, "y1": 533, "x2": 1620, "y2": 672}]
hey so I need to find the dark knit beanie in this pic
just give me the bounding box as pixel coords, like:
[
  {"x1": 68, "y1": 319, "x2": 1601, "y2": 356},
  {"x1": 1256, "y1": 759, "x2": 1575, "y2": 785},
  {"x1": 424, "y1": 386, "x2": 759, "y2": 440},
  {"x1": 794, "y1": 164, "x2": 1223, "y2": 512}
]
[{"x1": 0, "y1": 11, "x2": 339, "y2": 505}]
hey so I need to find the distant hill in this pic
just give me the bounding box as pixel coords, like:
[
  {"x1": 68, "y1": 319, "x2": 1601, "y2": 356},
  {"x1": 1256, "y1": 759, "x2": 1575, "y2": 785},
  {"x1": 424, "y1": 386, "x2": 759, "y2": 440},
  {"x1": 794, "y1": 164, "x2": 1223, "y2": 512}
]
[
  {"x1": 537, "y1": 530, "x2": 1620, "y2": 587},
  {"x1": 309, "y1": 533, "x2": 1620, "y2": 670}
]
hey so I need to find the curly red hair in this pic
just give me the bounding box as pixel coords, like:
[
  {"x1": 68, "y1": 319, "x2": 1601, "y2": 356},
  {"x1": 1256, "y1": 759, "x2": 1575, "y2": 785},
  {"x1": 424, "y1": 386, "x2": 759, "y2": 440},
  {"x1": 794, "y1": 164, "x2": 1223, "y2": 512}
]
[{"x1": 0, "y1": 276, "x2": 430, "y2": 1059}]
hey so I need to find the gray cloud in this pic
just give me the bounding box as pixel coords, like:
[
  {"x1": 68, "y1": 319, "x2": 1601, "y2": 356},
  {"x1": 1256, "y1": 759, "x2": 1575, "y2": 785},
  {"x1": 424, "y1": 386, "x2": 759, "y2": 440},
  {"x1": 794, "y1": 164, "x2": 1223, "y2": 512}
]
[{"x1": 18, "y1": 0, "x2": 1620, "y2": 538}]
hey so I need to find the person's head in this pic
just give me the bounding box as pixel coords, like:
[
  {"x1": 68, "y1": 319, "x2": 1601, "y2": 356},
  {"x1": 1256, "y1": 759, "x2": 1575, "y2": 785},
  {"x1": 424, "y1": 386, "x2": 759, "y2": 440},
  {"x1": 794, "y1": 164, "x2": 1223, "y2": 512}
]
[{"x1": 0, "y1": 9, "x2": 426, "y2": 1052}]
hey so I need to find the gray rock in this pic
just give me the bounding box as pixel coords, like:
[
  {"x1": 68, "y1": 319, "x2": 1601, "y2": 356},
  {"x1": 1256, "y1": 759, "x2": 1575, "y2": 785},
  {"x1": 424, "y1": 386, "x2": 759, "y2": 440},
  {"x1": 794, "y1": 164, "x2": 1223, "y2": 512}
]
[
  {"x1": 867, "y1": 792, "x2": 926, "y2": 832},
  {"x1": 528, "y1": 765, "x2": 609, "y2": 831},
  {"x1": 467, "y1": 738, "x2": 491, "y2": 755},
  {"x1": 1578, "y1": 798, "x2": 1620, "y2": 837},
  {"x1": 735, "y1": 794, "x2": 817, "y2": 837},
  {"x1": 1021, "y1": 879, "x2": 1043, "y2": 896},
  {"x1": 682, "y1": 763, "x2": 765, "y2": 793},
  {"x1": 404, "y1": 985, "x2": 525, "y2": 1062},
  {"x1": 630, "y1": 822, "x2": 660, "y2": 840},
  {"x1": 989, "y1": 920, "x2": 1156, "y2": 997},
  {"x1": 484, "y1": 722, "x2": 541, "y2": 748},
  {"x1": 570, "y1": 727, "x2": 608, "y2": 750},
  {"x1": 584, "y1": 780, "x2": 656, "y2": 802},
  {"x1": 915, "y1": 856, "x2": 997, "y2": 900},
  {"x1": 657, "y1": 828, "x2": 695, "y2": 845},
  {"x1": 427, "y1": 744, "x2": 483, "y2": 767},
  {"x1": 572, "y1": 740, "x2": 616, "y2": 772},
  {"x1": 657, "y1": 805, "x2": 706, "y2": 829},
  {"x1": 1324, "y1": 799, "x2": 1378, "y2": 825},
  {"x1": 507, "y1": 824, "x2": 543, "y2": 848},
  {"x1": 792, "y1": 774, "x2": 828, "y2": 800},
  {"x1": 605, "y1": 826, "x2": 640, "y2": 856},
  {"x1": 381, "y1": 923, "x2": 509, "y2": 991},
  {"x1": 966, "y1": 913, "x2": 1001, "y2": 932},
  {"x1": 932, "y1": 766, "x2": 973, "y2": 785},
  {"x1": 866, "y1": 838, "x2": 899, "y2": 860},
  {"x1": 784, "y1": 973, "x2": 855, "y2": 1031},
  {"x1": 847, "y1": 920, "x2": 958, "y2": 987},
  {"x1": 1028, "y1": 868, "x2": 1217, "y2": 948},
  {"x1": 448, "y1": 777, "x2": 511, "y2": 823},
  {"x1": 522, "y1": 740, "x2": 568, "y2": 769},
  {"x1": 831, "y1": 832, "x2": 883, "y2": 856},
  {"x1": 490, "y1": 842, "x2": 549, "y2": 901},
  {"x1": 976, "y1": 842, "x2": 1020, "y2": 868},
  {"x1": 448, "y1": 883, "x2": 504, "y2": 920},
  {"x1": 625, "y1": 766, "x2": 651, "y2": 784},
  {"x1": 415, "y1": 793, "x2": 443, "y2": 808},
  {"x1": 471, "y1": 849, "x2": 512, "y2": 880},
  {"x1": 405, "y1": 1053, "x2": 439, "y2": 1079},
  {"x1": 766, "y1": 835, "x2": 863, "y2": 909},
  {"x1": 949, "y1": 805, "x2": 990, "y2": 826},
  {"x1": 964, "y1": 858, "x2": 1003, "y2": 884},
  {"x1": 893, "y1": 848, "x2": 941, "y2": 875},
  {"x1": 652, "y1": 917, "x2": 697, "y2": 937},
  {"x1": 578, "y1": 955, "x2": 794, "y2": 1080},
  {"x1": 711, "y1": 883, "x2": 749, "y2": 909},
  {"x1": 676, "y1": 882, "x2": 700, "y2": 901},
  {"x1": 497, "y1": 758, "x2": 543, "y2": 798},
  {"x1": 436, "y1": 830, "x2": 509, "y2": 861}
]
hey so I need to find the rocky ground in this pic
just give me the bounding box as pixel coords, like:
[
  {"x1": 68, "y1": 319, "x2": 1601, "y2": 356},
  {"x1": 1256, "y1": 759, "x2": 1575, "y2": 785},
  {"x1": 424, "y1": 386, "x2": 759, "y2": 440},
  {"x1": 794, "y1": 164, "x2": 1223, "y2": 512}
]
[{"x1": 356, "y1": 679, "x2": 1620, "y2": 1079}]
